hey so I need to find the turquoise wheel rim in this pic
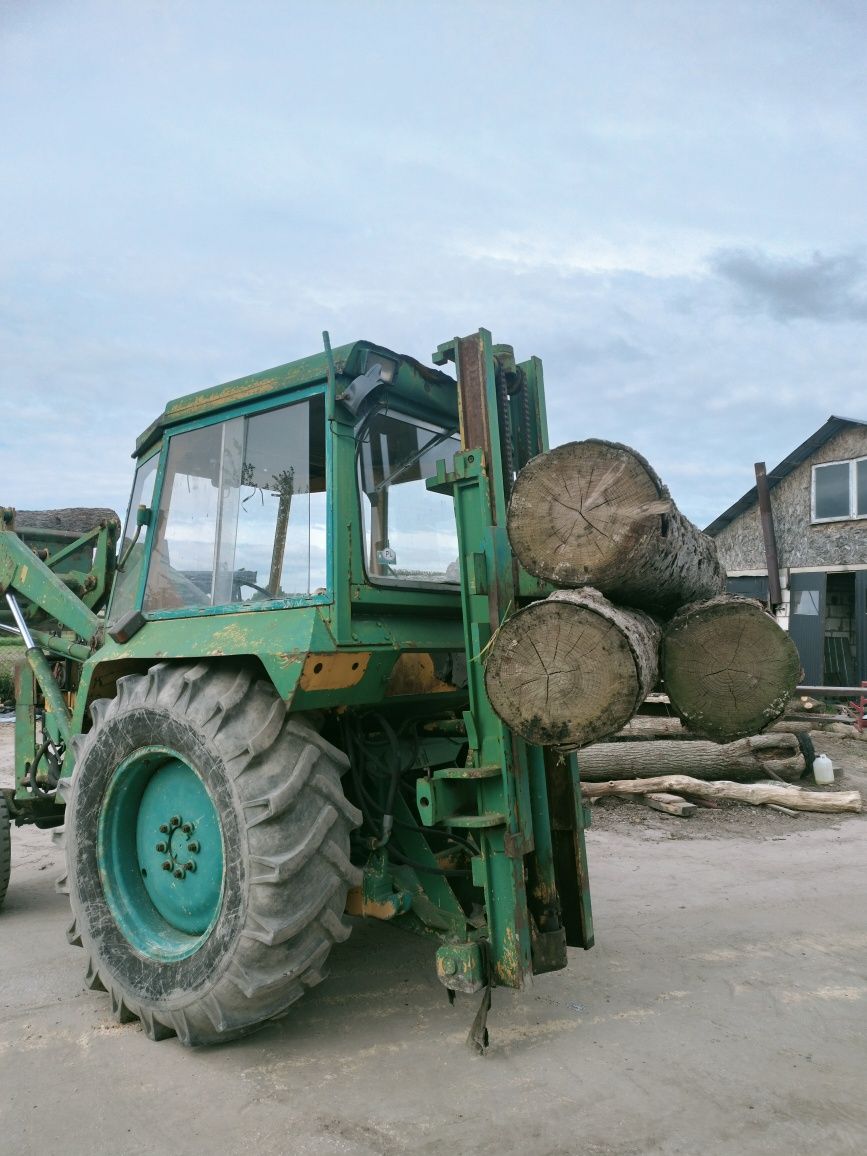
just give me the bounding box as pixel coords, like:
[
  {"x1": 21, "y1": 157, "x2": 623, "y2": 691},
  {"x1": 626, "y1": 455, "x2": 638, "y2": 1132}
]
[{"x1": 97, "y1": 748, "x2": 225, "y2": 962}]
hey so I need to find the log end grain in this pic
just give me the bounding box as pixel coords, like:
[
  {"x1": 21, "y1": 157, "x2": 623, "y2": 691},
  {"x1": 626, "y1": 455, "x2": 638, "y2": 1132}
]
[
  {"x1": 662, "y1": 596, "x2": 801, "y2": 743},
  {"x1": 484, "y1": 589, "x2": 659, "y2": 748},
  {"x1": 507, "y1": 439, "x2": 664, "y2": 589}
]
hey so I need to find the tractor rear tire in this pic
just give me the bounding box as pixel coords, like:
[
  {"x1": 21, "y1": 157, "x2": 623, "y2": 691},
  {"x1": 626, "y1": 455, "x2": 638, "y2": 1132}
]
[
  {"x1": 0, "y1": 793, "x2": 11, "y2": 909},
  {"x1": 62, "y1": 661, "x2": 361, "y2": 1045}
]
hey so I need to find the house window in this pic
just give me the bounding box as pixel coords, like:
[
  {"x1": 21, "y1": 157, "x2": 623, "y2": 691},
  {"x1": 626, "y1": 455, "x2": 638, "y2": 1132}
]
[{"x1": 812, "y1": 457, "x2": 867, "y2": 522}]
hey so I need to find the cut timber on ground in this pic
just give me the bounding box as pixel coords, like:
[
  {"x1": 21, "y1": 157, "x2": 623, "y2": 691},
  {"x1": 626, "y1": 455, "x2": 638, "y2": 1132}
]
[
  {"x1": 662, "y1": 595, "x2": 801, "y2": 742},
  {"x1": 582, "y1": 775, "x2": 861, "y2": 813},
  {"x1": 642, "y1": 793, "x2": 697, "y2": 817},
  {"x1": 484, "y1": 587, "x2": 660, "y2": 747},
  {"x1": 507, "y1": 439, "x2": 724, "y2": 616},
  {"x1": 577, "y1": 733, "x2": 805, "y2": 782}
]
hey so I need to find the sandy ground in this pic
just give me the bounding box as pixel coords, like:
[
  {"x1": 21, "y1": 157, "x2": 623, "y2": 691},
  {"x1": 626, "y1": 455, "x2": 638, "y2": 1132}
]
[{"x1": 1, "y1": 721, "x2": 866, "y2": 1155}]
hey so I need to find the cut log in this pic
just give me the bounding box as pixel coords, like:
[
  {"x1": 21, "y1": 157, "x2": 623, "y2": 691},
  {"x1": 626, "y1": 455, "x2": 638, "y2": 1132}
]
[
  {"x1": 15, "y1": 508, "x2": 120, "y2": 533},
  {"x1": 581, "y1": 775, "x2": 861, "y2": 813},
  {"x1": 577, "y1": 733, "x2": 805, "y2": 782},
  {"x1": 642, "y1": 793, "x2": 697, "y2": 817},
  {"x1": 485, "y1": 587, "x2": 661, "y2": 747},
  {"x1": 612, "y1": 716, "x2": 693, "y2": 740},
  {"x1": 507, "y1": 439, "x2": 725, "y2": 616},
  {"x1": 662, "y1": 595, "x2": 800, "y2": 742}
]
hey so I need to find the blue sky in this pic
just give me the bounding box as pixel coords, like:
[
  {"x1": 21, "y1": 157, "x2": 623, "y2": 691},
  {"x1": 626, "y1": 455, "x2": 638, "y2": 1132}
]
[{"x1": 2, "y1": 0, "x2": 865, "y2": 528}]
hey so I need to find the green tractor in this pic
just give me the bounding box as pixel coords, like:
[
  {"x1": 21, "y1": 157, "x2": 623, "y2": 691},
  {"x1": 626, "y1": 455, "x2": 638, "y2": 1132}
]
[{"x1": 0, "y1": 329, "x2": 592, "y2": 1047}]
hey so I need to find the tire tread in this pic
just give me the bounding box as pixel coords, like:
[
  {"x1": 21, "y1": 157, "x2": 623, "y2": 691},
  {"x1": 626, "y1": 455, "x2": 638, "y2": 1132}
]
[{"x1": 64, "y1": 661, "x2": 359, "y2": 1046}]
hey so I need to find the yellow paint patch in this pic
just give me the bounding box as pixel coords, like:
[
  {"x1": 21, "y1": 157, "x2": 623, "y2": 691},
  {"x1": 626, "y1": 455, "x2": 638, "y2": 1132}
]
[
  {"x1": 299, "y1": 651, "x2": 370, "y2": 691},
  {"x1": 344, "y1": 886, "x2": 403, "y2": 921}
]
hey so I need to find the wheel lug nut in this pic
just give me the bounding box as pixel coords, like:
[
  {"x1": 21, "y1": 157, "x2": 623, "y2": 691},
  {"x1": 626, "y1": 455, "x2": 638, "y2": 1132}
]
[
  {"x1": 181, "y1": 823, "x2": 193, "y2": 835},
  {"x1": 161, "y1": 861, "x2": 172, "y2": 872},
  {"x1": 155, "y1": 842, "x2": 167, "y2": 853},
  {"x1": 173, "y1": 868, "x2": 185, "y2": 879},
  {"x1": 170, "y1": 816, "x2": 181, "y2": 828},
  {"x1": 187, "y1": 841, "x2": 199, "y2": 853},
  {"x1": 185, "y1": 861, "x2": 196, "y2": 872},
  {"x1": 159, "y1": 824, "x2": 169, "y2": 834}
]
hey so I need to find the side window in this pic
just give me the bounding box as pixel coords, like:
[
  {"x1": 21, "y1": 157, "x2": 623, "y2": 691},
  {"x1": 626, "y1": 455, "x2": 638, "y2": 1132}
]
[
  {"x1": 230, "y1": 399, "x2": 327, "y2": 598},
  {"x1": 108, "y1": 452, "x2": 159, "y2": 625},
  {"x1": 813, "y1": 462, "x2": 850, "y2": 521},
  {"x1": 143, "y1": 395, "x2": 326, "y2": 613},
  {"x1": 812, "y1": 457, "x2": 867, "y2": 522},
  {"x1": 358, "y1": 411, "x2": 460, "y2": 584}
]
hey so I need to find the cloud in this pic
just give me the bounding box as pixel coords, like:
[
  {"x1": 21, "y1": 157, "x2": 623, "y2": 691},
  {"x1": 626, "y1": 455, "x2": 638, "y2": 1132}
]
[{"x1": 710, "y1": 248, "x2": 867, "y2": 322}]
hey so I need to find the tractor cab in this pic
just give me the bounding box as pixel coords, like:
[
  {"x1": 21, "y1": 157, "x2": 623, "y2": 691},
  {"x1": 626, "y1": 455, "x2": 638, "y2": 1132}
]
[{"x1": 108, "y1": 339, "x2": 466, "y2": 645}]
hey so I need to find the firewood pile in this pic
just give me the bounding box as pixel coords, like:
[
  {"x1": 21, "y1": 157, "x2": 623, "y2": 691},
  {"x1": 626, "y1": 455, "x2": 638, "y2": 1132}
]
[{"x1": 484, "y1": 439, "x2": 861, "y2": 818}]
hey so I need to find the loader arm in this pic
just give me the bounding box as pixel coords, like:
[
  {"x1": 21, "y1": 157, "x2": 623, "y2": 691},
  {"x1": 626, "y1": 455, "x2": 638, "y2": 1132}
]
[{"x1": 0, "y1": 510, "x2": 118, "y2": 823}]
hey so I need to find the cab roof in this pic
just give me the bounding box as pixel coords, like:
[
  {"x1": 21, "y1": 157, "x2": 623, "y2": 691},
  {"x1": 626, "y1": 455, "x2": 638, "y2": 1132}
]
[{"x1": 134, "y1": 338, "x2": 457, "y2": 457}]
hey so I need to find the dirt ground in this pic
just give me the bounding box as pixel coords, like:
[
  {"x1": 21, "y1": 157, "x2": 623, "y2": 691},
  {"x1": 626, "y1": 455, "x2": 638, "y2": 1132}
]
[{"x1": 1, "y1": 722, "x2": 866, "y2": 1155}]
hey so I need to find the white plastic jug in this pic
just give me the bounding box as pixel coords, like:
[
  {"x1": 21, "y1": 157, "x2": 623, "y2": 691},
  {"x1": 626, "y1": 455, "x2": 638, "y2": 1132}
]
[{"x1": 813, "y1": 753, "x2": 834, "y2": 786}]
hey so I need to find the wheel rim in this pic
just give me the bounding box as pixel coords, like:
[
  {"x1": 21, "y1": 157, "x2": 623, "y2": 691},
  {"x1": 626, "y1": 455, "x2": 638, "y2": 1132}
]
[{"x1": 97, "y1": 748, "x2": 225, "y2": 961}]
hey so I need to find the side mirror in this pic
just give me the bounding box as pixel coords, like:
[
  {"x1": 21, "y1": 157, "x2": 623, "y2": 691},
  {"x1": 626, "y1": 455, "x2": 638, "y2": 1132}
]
[{"x1": 117, "y1": 506, "x2": 152, "y2": 571}]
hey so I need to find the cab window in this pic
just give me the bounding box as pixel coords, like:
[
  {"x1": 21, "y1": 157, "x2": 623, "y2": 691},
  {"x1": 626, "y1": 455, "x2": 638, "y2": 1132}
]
[
  {"x1": 358, "y1": 410, "x2": 460, "y2": 584},
  {"x1": 143, "y1": 395, "x2": 326, "y2": 612}
]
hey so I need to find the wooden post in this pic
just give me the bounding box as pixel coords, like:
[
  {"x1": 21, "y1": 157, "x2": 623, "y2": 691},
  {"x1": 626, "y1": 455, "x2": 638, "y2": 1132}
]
[{"x1": 754, "y1": 462, "x2": 782, "y2": 607}]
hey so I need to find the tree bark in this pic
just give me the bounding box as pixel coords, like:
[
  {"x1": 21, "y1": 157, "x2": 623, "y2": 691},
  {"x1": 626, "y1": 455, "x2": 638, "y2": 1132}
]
[
  {"x1": 577, "y1": 733, "x2": 805, "y2": 782},
  {"x1": 662, "y1": 595, "x2": 801, "y2": 742},
  {"x1": 15, "y1": 508, "x2": 120, "y2": 533},
  {"x1": 582, "y1": 775, "x2": 861, "y2": 813},
  {"x1": 485, "y1": 587, "x2": 661, "y2": 748},
  {"x1": 611, "y1": 716, "x2": 690, "y2": 740},
  {"x1": 507, "y1": 439, "x2": 725, "y2": 616}
]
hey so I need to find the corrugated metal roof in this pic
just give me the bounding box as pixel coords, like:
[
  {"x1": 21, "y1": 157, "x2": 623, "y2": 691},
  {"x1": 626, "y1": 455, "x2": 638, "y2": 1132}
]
[{"x1": 704, "y1": 415, "x2": 867, "y2": 536}]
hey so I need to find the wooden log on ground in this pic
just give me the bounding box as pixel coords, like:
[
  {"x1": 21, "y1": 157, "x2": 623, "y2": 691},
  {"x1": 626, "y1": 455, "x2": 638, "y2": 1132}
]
[
  {"x1": 662, "y1": 595, "x2": 800, "y2": 742},
  {"x1": 485, "y1": 587, "x2": 661, "y2": 747},
  {"x1": 582, "y1": 775, "x2": 861, "y2": 813},
  {"x1": 577, "y1": 733, "x2": 805, "y2": 782},
  {"x1": 507, "y1": 439, "x2": 725, "y2": 616},
  {"x1": 769, "y1": 720, "x2": 813, "y2": 734},
  {"x1": 612, "y1": 716, "x2": 690, "y2": 740}
]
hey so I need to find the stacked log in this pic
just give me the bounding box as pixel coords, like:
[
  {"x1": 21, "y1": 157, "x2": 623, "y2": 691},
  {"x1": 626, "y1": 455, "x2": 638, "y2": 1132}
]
[
  {"x1": 507, "y1": 439, "x2": 724, "y2": 616},
  {"x1": 485, "y1": 439, "x2": 800, "y2": 749},
  {"x1": 15, "y1": 508, "x2": 120, "y2": 533},
  {"x1": 661, "y1": 596, "x2": 801, "y2": 742},
  {"x1": 484, "y1": 588, "x2": 660, "y2": 748}
]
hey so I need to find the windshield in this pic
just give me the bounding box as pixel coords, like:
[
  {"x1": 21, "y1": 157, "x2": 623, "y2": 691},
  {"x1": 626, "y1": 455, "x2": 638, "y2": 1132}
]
[
  {"x1": 108, "y1": 452, "x2": 159, "y2": 625},
  {"x1": 143, "y1": 394, "x2": 326, "y2": 612}
]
